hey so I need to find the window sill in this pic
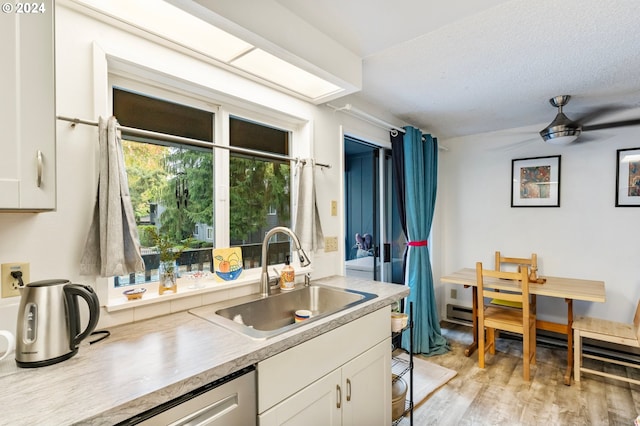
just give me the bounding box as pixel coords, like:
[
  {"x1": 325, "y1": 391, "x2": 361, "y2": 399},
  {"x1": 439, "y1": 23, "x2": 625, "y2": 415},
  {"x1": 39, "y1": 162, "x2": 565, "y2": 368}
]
[{"x1": 105, "y1": 266, "x2": 313, "y2": 312}]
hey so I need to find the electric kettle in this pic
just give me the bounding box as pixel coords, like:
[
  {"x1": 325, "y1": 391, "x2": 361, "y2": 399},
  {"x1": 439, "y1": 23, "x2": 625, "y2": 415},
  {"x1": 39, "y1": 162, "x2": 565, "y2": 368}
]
[{"x1": 15, "y1": 279, "x2": 100, "y2": 368}]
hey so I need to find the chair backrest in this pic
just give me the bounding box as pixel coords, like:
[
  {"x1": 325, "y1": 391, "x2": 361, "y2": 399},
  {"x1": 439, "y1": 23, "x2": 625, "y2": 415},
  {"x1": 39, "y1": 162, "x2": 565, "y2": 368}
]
[
  {"x1": 476, "y1": 261, "x2": 531, "y2": 319},
  {"x1": 633, "y1": 299, "x2": 640, "y2": 341},
  {"x1": 495, "y1": 251, "x2": 537, "y2": 273}
]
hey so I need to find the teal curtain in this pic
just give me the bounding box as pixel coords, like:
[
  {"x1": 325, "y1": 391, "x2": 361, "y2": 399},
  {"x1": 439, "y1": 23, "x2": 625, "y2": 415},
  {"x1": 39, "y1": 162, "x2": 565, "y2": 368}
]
[{"x1": 400, "y1": 127, "x2": 449, "y2": 355}]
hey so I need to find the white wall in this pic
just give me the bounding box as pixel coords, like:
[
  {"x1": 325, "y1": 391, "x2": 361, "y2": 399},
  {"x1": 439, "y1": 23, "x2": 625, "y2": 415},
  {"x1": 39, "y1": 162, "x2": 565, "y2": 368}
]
[
  {"x1": 436, "y1": 124, "x2": 640, "y2": 324},
  {"x1": 4, "y1": 1, "x2": 634, "y2": 336},
  {"x1": 0, "y1": 3, "x2": 389, "y2": 333}
]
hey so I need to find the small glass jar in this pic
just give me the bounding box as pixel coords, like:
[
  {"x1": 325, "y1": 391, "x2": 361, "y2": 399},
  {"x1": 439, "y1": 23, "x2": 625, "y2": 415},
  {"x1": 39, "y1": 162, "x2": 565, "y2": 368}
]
[{"x1": 159, "y1": 261, "x2": 178, "y2": 294}]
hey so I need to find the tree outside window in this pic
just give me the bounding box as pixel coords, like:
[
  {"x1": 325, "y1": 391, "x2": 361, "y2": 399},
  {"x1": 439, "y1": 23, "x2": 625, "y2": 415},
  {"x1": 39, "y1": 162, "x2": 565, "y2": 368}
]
[{"x1": 113, "y1": 89, "x2": 293, "y2": 286}]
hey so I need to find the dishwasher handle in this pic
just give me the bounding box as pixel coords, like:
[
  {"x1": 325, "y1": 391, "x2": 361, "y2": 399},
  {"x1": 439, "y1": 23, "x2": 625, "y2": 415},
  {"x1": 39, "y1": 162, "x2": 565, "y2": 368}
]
[
  {"x1": 120, "y1": 367, "x2": 256, "y2": 426},
  {"x1": 168, "y1": 394, "x2": 238, "y2": 426}
]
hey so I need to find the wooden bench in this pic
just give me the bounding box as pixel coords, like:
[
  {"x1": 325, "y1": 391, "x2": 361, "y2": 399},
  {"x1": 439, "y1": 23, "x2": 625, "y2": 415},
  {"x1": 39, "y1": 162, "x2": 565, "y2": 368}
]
[{"x1": 573, "y1": 300, "x2": 640, "y2": 384}]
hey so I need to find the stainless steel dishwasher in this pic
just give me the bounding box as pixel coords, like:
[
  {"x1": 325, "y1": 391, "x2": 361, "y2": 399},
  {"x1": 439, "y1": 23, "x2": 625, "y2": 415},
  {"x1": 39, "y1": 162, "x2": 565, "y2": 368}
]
[{"x1": 117, "y1": 366, "x2": 256, "y2": 426}]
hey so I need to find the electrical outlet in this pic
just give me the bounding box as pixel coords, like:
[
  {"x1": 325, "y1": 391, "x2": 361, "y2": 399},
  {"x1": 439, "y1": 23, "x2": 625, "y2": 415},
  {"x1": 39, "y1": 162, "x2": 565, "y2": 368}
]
[
  {"x1": 450, "y1": 288, "x2": 457, "y2": 299},
  {"x1": 1, "y1": 262, "x2": 29, "y2": 298},
  {"x1": 330, "y1": 200, "x2": 338, "y2": 216},
  {"x1": 324, "y1": 236, "x2": 338, "y2": 252}
]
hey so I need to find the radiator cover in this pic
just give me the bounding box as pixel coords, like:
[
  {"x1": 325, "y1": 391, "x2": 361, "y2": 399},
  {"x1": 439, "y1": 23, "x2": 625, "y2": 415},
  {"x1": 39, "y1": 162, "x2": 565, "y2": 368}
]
[{"x1": 445, "y1": 303, "x2": 640, "y2": 364}]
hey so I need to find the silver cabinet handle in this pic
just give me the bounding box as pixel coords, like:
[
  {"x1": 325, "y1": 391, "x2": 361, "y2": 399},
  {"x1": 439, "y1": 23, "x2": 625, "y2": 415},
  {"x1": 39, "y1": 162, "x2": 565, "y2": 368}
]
[
  {"x1": 36, "y1": 150, "x2": 43, "y2": 188},
  {"x1": 346, "y1": 378, "x2": 351, "y2": 402},
  {"x1": 336, "y1": 384, "x2": 341, "y2": 409}
]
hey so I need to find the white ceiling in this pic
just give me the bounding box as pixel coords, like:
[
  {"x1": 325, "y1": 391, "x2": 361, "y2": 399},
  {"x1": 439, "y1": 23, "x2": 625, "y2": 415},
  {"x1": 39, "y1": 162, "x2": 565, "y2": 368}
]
[{"x1": 274, "y1": 0, "x2": 640, "y2": 139}]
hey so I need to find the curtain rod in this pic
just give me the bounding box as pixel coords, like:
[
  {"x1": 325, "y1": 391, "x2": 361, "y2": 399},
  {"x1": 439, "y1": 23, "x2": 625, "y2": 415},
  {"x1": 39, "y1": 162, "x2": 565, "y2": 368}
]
[
  {"x1": 327, "y1": 103, "x2": 407, "y2": 135},
  {"x1": 326, "y1": 104, "x2": 449, "y2": 151},
  {"x1": 57, "y1": 115, "x2": 331, "y2": 169}
]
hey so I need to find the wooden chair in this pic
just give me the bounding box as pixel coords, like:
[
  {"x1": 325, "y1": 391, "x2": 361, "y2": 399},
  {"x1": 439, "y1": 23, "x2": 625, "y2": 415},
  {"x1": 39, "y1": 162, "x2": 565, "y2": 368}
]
[
  {"x1": 573, "y1": 300, "x2": 640, "y2": 385},
  {"x1": 476, "y1": 261, "x2": 536, "y2": 381},
  {"x1": 491, "y1": 251, "x2": 538, "y2": 311}
]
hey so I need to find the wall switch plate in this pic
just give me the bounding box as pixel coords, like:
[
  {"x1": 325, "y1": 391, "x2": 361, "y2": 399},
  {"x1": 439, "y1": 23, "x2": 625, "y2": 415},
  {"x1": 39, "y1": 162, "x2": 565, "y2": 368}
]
[
  {"x1": 324, "y1": 236, "x2": 338, "y2": 252},
  {"x1": 330, "y1": 200, "x2": 337, "y2": 216},
  {"x1": 450, "y1": 288, "x2": 457, "y2": 299},
  {"x1": 1, "y1": 262, "x2": 30, "y2": 298}
]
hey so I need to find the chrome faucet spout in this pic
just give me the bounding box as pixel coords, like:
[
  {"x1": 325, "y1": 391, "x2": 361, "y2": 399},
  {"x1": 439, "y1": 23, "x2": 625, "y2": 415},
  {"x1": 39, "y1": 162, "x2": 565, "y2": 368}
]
[{"x1": 260, "y1": 227, "x2": 311, "y2": 297}]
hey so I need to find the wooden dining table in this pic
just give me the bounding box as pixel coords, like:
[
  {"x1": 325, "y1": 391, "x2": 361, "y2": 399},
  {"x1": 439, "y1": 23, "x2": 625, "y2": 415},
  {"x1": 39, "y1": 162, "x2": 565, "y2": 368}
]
[{"x1": 441, "y1": 268, "x2": 605, "y2": 385}]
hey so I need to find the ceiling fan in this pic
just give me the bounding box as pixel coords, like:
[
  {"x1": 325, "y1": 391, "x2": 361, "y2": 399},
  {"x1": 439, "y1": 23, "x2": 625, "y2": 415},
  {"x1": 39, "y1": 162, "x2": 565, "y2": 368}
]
[{"x1": 539, "y1": 95, "x2": 640, "y2": 145}]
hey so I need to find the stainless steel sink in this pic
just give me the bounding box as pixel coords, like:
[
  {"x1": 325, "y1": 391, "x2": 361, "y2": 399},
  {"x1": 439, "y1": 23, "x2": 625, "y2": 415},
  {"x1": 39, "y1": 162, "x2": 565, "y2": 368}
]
[{"x1": 191, "y1": 285, "x2": 377, "y2": 339}]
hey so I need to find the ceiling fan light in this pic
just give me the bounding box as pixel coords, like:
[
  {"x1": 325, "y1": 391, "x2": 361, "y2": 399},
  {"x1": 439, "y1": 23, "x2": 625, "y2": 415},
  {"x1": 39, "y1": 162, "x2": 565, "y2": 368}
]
[
  {"x1": 539, "y1": 126, "x2": 581, "y2": 144},
  {"x1": 544, "y1": 133, "x2": 579, "y2": 145},
  {"x1": 539, "y1": 111, "x2": 581, "y2": 144}
]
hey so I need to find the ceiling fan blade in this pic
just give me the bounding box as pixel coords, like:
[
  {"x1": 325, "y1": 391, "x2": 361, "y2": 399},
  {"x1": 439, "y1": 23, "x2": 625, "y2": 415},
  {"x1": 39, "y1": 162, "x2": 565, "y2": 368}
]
[
  {"x1": 573, "y1": 105, "x2": 627, "y2": 126},
  {"x1": 573, "y1": 133, "x2": 603, "y2": 144},
  {"x1": 487, "y1": 137, "x2": 538, "y2": 152},
  {"x1": 583, "y1": 118, "x2": 640, "y2": 131}
]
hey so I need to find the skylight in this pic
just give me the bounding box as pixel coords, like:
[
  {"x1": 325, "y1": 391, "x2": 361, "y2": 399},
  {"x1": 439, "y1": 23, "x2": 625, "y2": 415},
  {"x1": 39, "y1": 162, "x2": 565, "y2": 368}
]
[
  {"x1": 231, "y1": 48, "x2": 342, "y2": 100},
  {"x1": 73, "y1": 0, "x2": 344, "y2": 101}
]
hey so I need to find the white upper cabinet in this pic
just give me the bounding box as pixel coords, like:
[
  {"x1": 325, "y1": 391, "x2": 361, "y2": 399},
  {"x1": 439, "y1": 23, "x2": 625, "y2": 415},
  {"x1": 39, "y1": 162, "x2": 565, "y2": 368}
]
[{"x1": 0, "y1": 0, "x2": 56, "y2": 211}]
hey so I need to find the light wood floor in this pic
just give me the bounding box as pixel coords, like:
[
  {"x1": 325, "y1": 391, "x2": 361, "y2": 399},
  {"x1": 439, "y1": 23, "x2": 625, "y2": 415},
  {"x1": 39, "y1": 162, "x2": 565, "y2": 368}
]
[{"x1": 404, "y1": 321, "x2": 640, "y2": 426}]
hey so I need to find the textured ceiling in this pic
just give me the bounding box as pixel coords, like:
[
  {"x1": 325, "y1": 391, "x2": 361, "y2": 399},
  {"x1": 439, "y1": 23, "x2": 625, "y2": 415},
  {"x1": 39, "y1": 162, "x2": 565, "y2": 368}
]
[{"x1": 275, "y1": 0, "x2": 640, "y2": 139}]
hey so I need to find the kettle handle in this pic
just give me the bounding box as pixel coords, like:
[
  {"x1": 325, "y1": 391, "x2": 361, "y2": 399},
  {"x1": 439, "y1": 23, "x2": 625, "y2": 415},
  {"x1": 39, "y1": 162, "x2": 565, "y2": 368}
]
[{"x1": 64, "y1": 284, "x2": 100, "y2": 349}]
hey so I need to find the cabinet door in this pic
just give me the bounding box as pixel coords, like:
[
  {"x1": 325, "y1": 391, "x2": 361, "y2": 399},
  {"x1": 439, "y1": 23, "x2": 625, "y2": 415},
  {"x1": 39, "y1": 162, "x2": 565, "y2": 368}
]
[
  {"x1": 257, "y1": 307, "x2": 389, "y2": 413},
  {"x1": 0, "y1": 0, "x2": 56, "y2": 210},
  {"x1": 259, "y1": 369, "x2": 341, "y2": 426},
  {"x1": 342, "y1": 338, "x2": 391, "y2": 426}
]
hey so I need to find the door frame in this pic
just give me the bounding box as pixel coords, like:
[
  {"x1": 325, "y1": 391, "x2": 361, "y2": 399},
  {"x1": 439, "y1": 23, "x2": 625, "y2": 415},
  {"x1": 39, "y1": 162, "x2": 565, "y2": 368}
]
[{"x1": 340, "y1": 127, "x2": 392, "y2": 282}]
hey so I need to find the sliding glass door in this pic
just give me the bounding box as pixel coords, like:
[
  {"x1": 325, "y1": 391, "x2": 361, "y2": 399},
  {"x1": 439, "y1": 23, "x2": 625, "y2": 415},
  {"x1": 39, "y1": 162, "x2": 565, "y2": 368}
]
[{"x1": 344, "y1": 136, "x2": 401, "y2": 283}]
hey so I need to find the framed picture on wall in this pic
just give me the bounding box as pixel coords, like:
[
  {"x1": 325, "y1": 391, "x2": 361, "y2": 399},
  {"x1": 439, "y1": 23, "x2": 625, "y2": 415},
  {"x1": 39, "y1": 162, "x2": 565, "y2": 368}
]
[
  {"x1": 511, "y1": 155, "x2": 561, "y2": 207},
  {"x1": 615, "y1": 147, "x2": 640, "y2": 207}
]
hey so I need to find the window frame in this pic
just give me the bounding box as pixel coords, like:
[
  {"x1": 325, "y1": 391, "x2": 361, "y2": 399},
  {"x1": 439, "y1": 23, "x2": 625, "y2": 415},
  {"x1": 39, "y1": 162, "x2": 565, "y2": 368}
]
[{"x1": 105, "y1": 73, "x2": 306, "y2": 306}]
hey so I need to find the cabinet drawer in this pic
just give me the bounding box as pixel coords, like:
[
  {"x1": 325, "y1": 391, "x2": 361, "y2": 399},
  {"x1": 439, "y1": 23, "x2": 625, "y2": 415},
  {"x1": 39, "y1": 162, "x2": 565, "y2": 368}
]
[{"x1": 258, "y1": 306, "x2": 390, "y2": 413}]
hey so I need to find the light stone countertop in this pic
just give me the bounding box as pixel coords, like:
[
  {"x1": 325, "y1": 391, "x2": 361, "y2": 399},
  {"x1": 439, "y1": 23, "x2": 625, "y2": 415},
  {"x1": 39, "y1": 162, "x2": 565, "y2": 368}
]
[{"x1": 0, "y1": 276, "x2": 408, "y2": 425}]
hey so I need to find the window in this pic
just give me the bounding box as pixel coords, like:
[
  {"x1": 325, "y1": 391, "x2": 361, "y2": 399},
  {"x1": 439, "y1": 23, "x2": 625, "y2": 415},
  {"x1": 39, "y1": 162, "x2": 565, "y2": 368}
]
[
  {"x1": 229, "y1": 117, "x2": 291, "y2": 268},
  {"x1": 113, "y1": 88, "x2": 215, "y2": 287},
  {"x1": 110, "y1": 87, "x2": 294, "y2": 287}
]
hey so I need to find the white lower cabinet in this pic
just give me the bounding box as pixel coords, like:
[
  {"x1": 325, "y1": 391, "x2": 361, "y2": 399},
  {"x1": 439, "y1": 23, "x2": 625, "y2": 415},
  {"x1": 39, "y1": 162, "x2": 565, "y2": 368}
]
[
  {"x1": 258, "y1": 308, "x2": 392, "y2": 426},
  {"x1": 341, "y1": 339, "x2": 391, "y2": 425},
  {"x1": 259, "y1": 368, "x2": 342, "y2": 426}
]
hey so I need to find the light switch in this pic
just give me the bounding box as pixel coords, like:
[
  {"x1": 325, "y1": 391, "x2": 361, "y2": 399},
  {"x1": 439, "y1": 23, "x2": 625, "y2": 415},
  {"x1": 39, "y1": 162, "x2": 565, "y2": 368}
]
[{"x1": 324, "y1": 237, "x2": 338, "y2": 252}]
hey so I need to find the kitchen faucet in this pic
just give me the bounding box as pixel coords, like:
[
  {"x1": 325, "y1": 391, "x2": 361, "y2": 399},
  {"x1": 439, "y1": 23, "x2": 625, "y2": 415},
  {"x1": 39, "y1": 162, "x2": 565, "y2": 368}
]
[{"x1": 260, "y1": 227, "x2": 311, "y2": 297}]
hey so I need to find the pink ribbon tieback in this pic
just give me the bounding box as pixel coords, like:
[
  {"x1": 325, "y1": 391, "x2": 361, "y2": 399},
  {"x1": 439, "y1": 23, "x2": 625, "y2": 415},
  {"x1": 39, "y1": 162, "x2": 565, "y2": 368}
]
[{"x1": 407, "y1": 240, "x2": 428, "y2": 247}]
